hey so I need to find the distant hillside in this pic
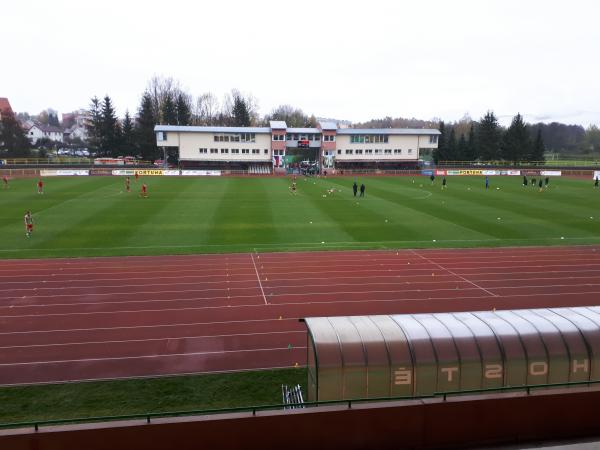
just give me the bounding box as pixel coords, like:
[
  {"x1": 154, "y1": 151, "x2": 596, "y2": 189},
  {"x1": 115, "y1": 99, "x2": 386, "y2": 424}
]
[{"x1": 353, "y1": 116, "x2": 439, "y2": 129}]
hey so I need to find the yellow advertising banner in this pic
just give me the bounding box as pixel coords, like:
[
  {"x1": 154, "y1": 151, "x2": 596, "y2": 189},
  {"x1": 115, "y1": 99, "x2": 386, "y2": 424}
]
[{"x1": 134, "y1": 169, "x2": 164, "y2": 176}]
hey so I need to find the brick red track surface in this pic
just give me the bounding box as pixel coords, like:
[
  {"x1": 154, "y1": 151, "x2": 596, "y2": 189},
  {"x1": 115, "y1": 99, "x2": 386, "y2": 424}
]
[{"x1": 1, "y1": 246, "x2": 600, "y2": 385}]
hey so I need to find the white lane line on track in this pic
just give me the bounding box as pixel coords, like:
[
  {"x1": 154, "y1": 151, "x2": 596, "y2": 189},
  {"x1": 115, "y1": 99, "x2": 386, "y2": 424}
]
[
  {"x1": 3, "y1": 288, "x2": 600, "y2": 321},
  {"x1": 410, "y1": 249, "x2": 498, "y2": 297},
  {"x1": 250, "y1": 253, "x2": 268, "y2": 305},
  {"x1": 0, "y1": 365, "x2": 304, "y2": 387},
  {"x1": 3, "y1": 279, "x2": 600, "y2": 310},
  {"x1": 0, "y1": 346, "x2": 308, "y2": 367},
  {"x1": 0, "y1": 317, "x2": 301, "y2": 336},
  {"x1": 0, "y1": 330, "x2": 307, "y2": 350}
]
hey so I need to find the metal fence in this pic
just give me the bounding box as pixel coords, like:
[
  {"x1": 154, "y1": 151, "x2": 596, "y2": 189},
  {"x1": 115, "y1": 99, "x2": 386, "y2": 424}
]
[{"x1": 1, "y1": 379, "x2": 599, "y2": 432}]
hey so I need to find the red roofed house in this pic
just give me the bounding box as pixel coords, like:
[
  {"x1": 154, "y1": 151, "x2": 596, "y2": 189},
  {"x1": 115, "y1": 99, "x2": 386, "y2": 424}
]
[{"x1": 0, "y1": 97, "x2": 14, "y2": 120}]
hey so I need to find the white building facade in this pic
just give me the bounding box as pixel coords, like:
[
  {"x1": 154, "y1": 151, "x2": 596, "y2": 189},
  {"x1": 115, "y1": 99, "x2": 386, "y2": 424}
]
[
  {"x1": 26, "y1": 124, "x2": 64, "y2": 144},
  {"x1": 155, "y1": 122, "x2": 439, "y2": 172}
]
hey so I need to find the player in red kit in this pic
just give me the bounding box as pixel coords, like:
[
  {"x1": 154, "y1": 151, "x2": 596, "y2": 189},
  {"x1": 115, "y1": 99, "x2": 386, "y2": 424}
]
[
  {"x1": 140, "y1": 183, "x2": 148, "y2": 198},
  {"x1": 2, "y1": 175, "x2": 8, "y2": 189},
  {"x1": 37, "y1": 179, "x2": 44, "y2": 194},
  {"x1": 125, "y1": 176, "x2": 131, "y2": 193}
]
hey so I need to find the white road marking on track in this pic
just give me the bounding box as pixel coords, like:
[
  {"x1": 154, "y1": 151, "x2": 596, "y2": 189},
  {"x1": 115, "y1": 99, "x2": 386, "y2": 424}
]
[
  {"x1": 250, "y1": 253, "x2": 268, "y2": 305},
  {"x1": 410, "y1": 249, "x2": 499, "y2": 297},
  {"x1": 2, "y1": 288, "x2": 600, "y2": 320},
  {"x1": 0, "y1": 365, "x2": 304, "y2": 387},
  {"x1": 0, "y1": 345, "x2": 309, "y2": 367},
  {"x1": 0, "y1": 330, "x2": 307, "y2": 349}
]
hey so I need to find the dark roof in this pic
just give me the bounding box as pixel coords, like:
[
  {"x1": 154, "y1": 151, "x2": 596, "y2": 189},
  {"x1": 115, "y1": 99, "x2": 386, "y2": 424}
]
[
  {"x1": 32, "y1": 123, "x2": 63, "y2": 133},
  {"x1": 0, "y1": 97, "x2": 14, "y2": 115}
]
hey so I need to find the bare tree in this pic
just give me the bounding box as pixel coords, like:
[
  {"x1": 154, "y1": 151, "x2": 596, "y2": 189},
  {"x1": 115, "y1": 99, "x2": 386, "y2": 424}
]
[{"x1": 194, "y1": 92, "x2": 220, "y2": 125}]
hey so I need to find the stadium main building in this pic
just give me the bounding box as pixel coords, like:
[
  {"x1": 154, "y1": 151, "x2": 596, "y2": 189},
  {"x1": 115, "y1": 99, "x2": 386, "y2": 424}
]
[{"x1": 155, "y1": 121, "x2": 440, "y2": 173}]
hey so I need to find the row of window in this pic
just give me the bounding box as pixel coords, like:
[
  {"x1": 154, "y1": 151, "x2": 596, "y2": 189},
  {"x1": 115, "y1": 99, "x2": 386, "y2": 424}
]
[
  {"x1": 339, "y1": 149, "x2": 413, "y2": 155},
  {"x1": 214, "y1": 133, "x2": 256, "y2": 143},
  {"x1": 350, "y1": 135, "x2": 390, "y2": 144},
  {"x1": 199, "y1": 148, "x2": 269, "y2": 155}
]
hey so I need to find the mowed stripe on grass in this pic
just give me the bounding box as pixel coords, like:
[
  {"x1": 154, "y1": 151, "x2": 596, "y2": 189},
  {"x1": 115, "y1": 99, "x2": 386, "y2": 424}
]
[{"x1": 0, "y1": 175, "x2": 599, "y2": 258}]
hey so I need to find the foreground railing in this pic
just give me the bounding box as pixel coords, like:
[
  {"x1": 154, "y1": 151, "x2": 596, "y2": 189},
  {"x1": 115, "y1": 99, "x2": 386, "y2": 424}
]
[{"x1": 1, "y1": 379, "x2": 599, "y2": 432}]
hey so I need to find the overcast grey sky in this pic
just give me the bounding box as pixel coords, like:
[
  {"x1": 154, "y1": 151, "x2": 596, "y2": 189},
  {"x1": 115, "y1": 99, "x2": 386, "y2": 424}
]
[{"x1": 2, "y1": 0, "x2": 599, "y2": 126}]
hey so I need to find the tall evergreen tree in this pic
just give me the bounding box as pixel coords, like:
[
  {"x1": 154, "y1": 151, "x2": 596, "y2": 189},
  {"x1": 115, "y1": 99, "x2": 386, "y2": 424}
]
[
  {"x1": 232, "y1": 95, "x2": 251, "y2": 127},
  {"x1": 432, "y1": 121, "x2": 445, "y2": 164},
  {"x1": 477, "y1": 111, "x2": 501, "y2": 161},
  {"x1": 136, "y1": 91, "x2": 158, "y2": 161},
  {"x1": 86, "y1": 96, "x2": 102, "y2": 154},
  {"x1": 121, "y1": 110, "x2": 134, "y2": 154},
  {"x1": 457, "y1": 133, "x2": 468, "y2": 161},
  {"x1": 502, "y1": 113, "x2": 530, "y2": 163},
  {"x1": 465, "y1": 122, "x2": 477, "y2": 161},
  {"x1": 100, "y1": 95, "x2": 120, "y2": 156},
  {"x1": 161, "y1": 92, "x2": 177, "y2": 125},
  {"x1": 176, "y1": 93, "x2": 192, "y2": 125},
  {"x1": 530, "y1": 127, "x2": 546, "y2": 162},
  {"x1": 0, "y1": 111, "x2": 31, "y2": 156},
  {"x1": 446, "y1": 127, "x2": 458, "y2": 161}
]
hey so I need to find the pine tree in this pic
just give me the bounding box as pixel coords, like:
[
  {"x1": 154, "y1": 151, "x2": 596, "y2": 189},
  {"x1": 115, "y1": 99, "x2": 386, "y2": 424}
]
[
  {"x1": 176, "y1": 93, "x2": 192, "y2": 125},
  {"x1": 0, "y1": 111, "x2": 31, "y2": 156},
  {"x1": 501, "y1": 113, "x2": 530, "y2": 164},
  {"x1": 457, "y1": 133, "x2": 467, "y2": 161},
  {"x1": 121, "y1": 110, "x2": 134, "y2": 155},
  {"x1": 136, "y1": 91, "x2": 158, "y2": 161},
  {"x1": 446, "y1": 127, "x2": 458, "y2": 161},
  {"x1": 530, "y1": 127, "x2": 546, "y2": 162},
  {"x1": 161, "y1": 92, "x2": 177, "y2": 125},
  {"x1": 232, "y1": 95, "x2": 251, "y2": 127},
  {"x1": 86, "y1": 96, "x2": 102, "y2": 154},
  {"x1": 477, "y1": 111, "x2": 501, "y2": 161},
  {"x1": 100, "y1": 95, "x2": 120, "y2": 156},
  {"x1": 466, "y1": 122, "x2": 477, "y2": 161},
  {"x1": 432, "y1": 121, "x2": 445, "y2": 164}
]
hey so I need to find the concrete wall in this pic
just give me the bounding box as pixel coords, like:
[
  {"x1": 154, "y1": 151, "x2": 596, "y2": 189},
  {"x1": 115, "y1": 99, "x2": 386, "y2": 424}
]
[
  {"x1": 335, "y1": 134, "x2": 420, "y2": 161},
  {"x1": 159, "y1": 131, "x2": 272, "y2": 162},
  {"x1": 2, "y1": 388, "x2": 600, "y2": 450}
]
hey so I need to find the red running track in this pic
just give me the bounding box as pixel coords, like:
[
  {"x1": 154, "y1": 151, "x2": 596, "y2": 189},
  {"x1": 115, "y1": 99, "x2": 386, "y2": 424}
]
[{"x1": 1, "y1": 246, "x2": 600, "y2": 385}]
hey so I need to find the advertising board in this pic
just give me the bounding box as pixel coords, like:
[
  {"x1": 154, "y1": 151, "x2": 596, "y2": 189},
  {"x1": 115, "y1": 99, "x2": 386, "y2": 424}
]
[
  {"x1": 40, "y1": 169, "x2": 89, "y2": 176},
  {"x1": 181, "y1": 170, "x2": 222, "y2": 176},
  {"x1": 540, "y1": 170, "x2": 562, "y2": 176}
]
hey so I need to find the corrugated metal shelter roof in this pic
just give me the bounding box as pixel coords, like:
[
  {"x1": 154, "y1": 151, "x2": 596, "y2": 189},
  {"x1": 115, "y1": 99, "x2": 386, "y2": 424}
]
[
  {"x1": 154, "y1": 125, "x2": 271, "y2": 133},
  {"x1": 337, "y1": 128, "x2": 441, "y2": 135},
  {"x1": 286, "y1": 127, "x2": 321, "y2": 134},
  {"x1": 319, "y1": 121, "x2": 337, "y2": 130},
  {"x1": 269, "y1": 120, "x2": 287, "y2": 129},
  {"x1": 304, "y1": 306, "x2": 600, "y2": 402}
]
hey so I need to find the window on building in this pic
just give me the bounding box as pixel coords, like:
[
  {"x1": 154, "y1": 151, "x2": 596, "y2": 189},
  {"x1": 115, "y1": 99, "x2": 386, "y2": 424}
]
[
  {"x1": 315, "y1": 134, "x2": 321, "y2": 141},
  {"x1": 408, "y1": 149, "x2": 413, "y2": 154},
  {"x1": 231, "y1": 149, "x2": 239, "y2": 154},
  {"x1": 356, "y1": 149, "x2": 363, "y2": 154},
  {"x1": 252, "y1": 149, "x2": 259, "y2": 154},
  {"x1": 221, "y1": 148, "x2": 229, "y2": 154},
  {"x1": 337, "y1": 149, "x2": 341, "y2": 154},
  {"x1": 157, "y1": 131, "x2": 167, "y2": 141},
  {"x1": 199, "y1": 148, "x2": 207, "y2": 154},
  {"x1": 394, "y1": 149, "x2": 402, "y2": 154},
  {"x1": 264, "y1": 149, "x2": 269, "y2": 154},
  {"x1": 210, "y1": 148, "x2": 218, "y2": 154},
  {"x1": 232, "y1": 135, "x2": 240, "y2": 142},
  {"x1": 365, "y1": 149, "x2": 373, "y2": 154},
  {"x1": 384, "y1": 149, "x2": 392, "y2": 154},
  {"x1": 429, "y1": 135, "x2": 438, "y2": 144},
  {"x1": 324, "y1": 135, "x2": 335, "y2": 142},
  {"x1": 214, "y1": 136, "x2": 219, "y2": 142},
  {"x1": 345, "y1": 149, "x2": 353, "y2": 154},
  {"x1": 286, "y1": 134, "x2": 291, "y2": 140},
  {"x1": 242, "y1": 149, "x2": 249, "y2": 154}
]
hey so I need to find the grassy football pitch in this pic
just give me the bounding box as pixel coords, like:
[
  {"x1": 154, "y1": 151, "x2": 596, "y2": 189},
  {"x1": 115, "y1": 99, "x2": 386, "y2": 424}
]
[{"x1": 1, "y1": 174, "x2": 599, "y2": 259}]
